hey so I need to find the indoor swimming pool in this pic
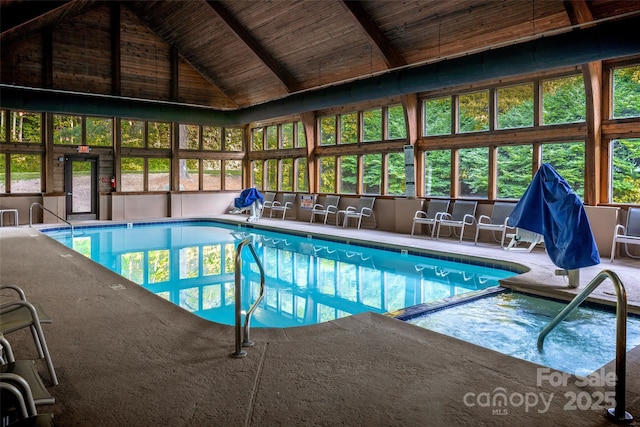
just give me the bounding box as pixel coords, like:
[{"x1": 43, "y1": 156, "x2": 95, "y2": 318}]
[
  {"x1": 42, "y1": 220, "x2": 519, "y2": 328},
  {"x1": 405, "y1": 291, "x2": 640, "y2": 376}
]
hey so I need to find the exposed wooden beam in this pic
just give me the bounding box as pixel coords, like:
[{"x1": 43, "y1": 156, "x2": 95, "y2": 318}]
[
  {"x1": 341, "y1": 0, "x2": 406, "y2": 69},
  {"x1": 205, "y1": 0, "x2": 301, "y2": 93},
  {"x1": 564, "y1": 0, "x2": 602, "y2": 204}
]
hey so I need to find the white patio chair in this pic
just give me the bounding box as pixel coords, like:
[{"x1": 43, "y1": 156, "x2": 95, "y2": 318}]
[
  {"x1": 269, "y1": 193, "x2": 296, "y2": 220},
  {"x1": 611, "y1": 207, "x2": 640, "y2": 262},
  {"x1": 339, "y1": 197, "x2": 376, "y2": 229},
  {"x1": 504, "y1": 228, "x2": 544, "y2": 252},
  {"x1": 474, "y1": 202, "x2": 516, "y2": 248},
  {"x1": 411, "y1": 199, "x2": 450, "y2": 238},
  {"x1": 436, "y1": 201, "x2": 477, "y2": 242},
  {"x1": 310, "y1": 195, "x2": 340, "y2": 225},
  {"x1": 261, "y1": 192, "x2": 276, "y2": 218}
]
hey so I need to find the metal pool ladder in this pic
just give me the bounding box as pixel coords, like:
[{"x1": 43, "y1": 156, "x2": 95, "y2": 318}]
[
  {"x1": 231, "y1": 238, "x2": 265, "y2": 358},
  {"x1": 537, "y1": 269, "x2": 633, "y2": 423},
  {"x1": 29, "y1": 202, "x2": 74, "y2": 235}
]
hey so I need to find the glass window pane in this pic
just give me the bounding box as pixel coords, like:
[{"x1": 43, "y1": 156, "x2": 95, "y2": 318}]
[
  {"x1": 281, "y1": 123, "x2": 294, "y2": 149},
  {"x1": 319, "y1": 156, "x2": 336, "y2": 193},
  {"x1": 148, "y1": 158, "x2": 170, "y2": 191},
  {"x1": 10, "y1": 154, "x2": 41, "y2": 193},
  {"x1": 296, "y1": 157, "x2": 308, "y2": 192},
  {"x1": 224, "y1": 159, "x2": 242, "y2": 190},
  {"x1": 225, "y1": 128, "x2": 243, "y2": 151},
  {"x1": 252, "y1": 160, "x2": 264, "y2": 189},
  {"x1": 267, "y1": 125, "x2": 278, "y2": 150},
  {"x1": 362, "y1": 153, "x2": 381, "y2": 194},
  {"x1": 121, "y1": 120, "x2": 144, "y2": 148},
  {"x1": 0, "y1": 111, "x2": 5, "y2": 142},
  {"x1": 320, "y1": 117, "x2": 336, "y2": 146},
  {"x1": 424, "y1": 97, "x2": 452, "y2": 136},
  {"x1": 203, "y1": 159, "x2": 221, "y2": 191},
  {"x1": 252, "y1": 127, "x2": 264, "y2": 151},
  {"x1": 387, "y1": 152, "x2": 406, "y2": 195},
  {"x1": 86, "y1": 117, "x2": 113, "y2": 146},
  {"x1": 281, "y1": 158, "x2": 293, "y2": 191},
  {"x1": 459, "y1": 91, "x2": 489, "y2": 133},
  {"x1": 148, "y1": 122, "x2": 170, "y2": 149},
  {"x1": 203, "y1": 126, "x2": 222, "y2": 150},
  {"x1": 339, "y1": 155, "x2": 357, "y2": 194},
  {"x1": 363, "y1": 108, "x2": 382, "y2": 142},
  {"x1": 459, "y1": 147, "x2": 488, "y2": 198},
  {"x1": 497, "y1": 145, "x2": 532, "y2": 199},
  {"x1": 541, "y1": 141, "x2": 585, "y2": 197},
  {"x1": 121, "y1": 157, "x2": 144, "y2": 192},
  {"x1": 10, "y1": 112, "x2": 41, "y2": 143},
  {"x1": 53, "y1": 114, "x2": 82, "y2": 145},
  {"x1": 340, "y1": 112, "x2": 358, "y2": 144},
  {"x1": 0, "y1": 155, "x2": 5, "y2": 192},
  {"x1": 542, "y1": 75, "x2": 586, "y2": 125},
  {"x1": 613, "y1": 66, "x2": 640, "y2": 119},
  {"x1": 497, "y1": 84, "x2": 534, "y2": 129},
  {"x1": 181, "y1": 124, "x2": 199, "y2": 150},
  {"x1": 296, "y1": 122, "x2": 306, "y2": 147},
  {"x1": 612, "y1": 138, "x2": 640, "y2": 203},
  {"x1": 180, "y1": 159, "x2": 199, "y2": 191},
  {"x1": 387, "y1": 105, "x2": 407, "y2": 139},
  {"x1": 424, "y1": 150, "x2": 450, "y2": 196},
  {"x1": 266, "y1": 159, "x2": 278, "y2": 191}
]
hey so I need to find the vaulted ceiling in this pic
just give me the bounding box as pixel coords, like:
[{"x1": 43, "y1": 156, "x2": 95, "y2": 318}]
[{"x1": 2, "y1": 0, "x2": 640, "y2": 114}]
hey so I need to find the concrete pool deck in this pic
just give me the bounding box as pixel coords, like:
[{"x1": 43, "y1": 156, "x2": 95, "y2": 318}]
[{"x1": 1, "y1": 216, "x2": 640, "y2": 426}]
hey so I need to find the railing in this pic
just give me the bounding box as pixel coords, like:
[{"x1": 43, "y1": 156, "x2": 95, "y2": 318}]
[
  {"x1": 29, "y1": 203, "x2": 74, "y2": 235},
  {"x1": 231, "y1": 238, "x2": 265, "y2": 358},
  {"x1": 537, "y1": 269, "x2": 633, "y2": 423}
]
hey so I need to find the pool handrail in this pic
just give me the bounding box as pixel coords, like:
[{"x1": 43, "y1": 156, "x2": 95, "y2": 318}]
[
  {"x1": 29, "y1": 203, "x2": 74, "y2": 236},
  {"x1": 231, "y1": 238, "x2": 265, "y2": 358},
  {"x1": 537, "y1": 269, "x2": 632, "y2": 423}
]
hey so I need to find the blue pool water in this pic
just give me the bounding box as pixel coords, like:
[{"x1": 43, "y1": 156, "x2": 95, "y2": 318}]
[
  {"x1": 43, "y1": 220, "x2": 518, "y2": 328},
  {"x1": 407, "y1": 292, "x2": 640, "y2": 375}
]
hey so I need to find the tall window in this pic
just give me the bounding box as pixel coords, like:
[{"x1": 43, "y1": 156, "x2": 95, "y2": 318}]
[
  {"x1": 387, "y1": 105, "x2": 407, "y2": 140},
  {"x1": 611, "y1": 138, "x2": 640, "y2": 203},
  {"x1": 459, "y1": 90, "x2": 489, "y2": 133},
  {"x1": 4, "y1": 154, "x2": 42, "y2": 193},
  {"x1": 121, "y1": 157, "x2": 144, "y2": 192},
  {"x1": 363, "y1": 108, "x2": 382, "y2": 142},
  {"x1": 424, "y1": 97, "x2": 452, "y2": 136},
  {"x1": 387, "y1": 152, "x2": 406, "y2": 195},
  {"x1": 497, "y1": 145, "x2": 532, "y2": 199},
  {"x1": 203, "y1": 160, "x2": 221, "y2": 191},
  {"x1": 224, "y1": 160, "x2": 242, "y2": 190},
  {"x1": 497, "y1": 84, "x2": 534, "y2": 129},
  {"x1": 339, "y1": 155, "x2": 357, "y2": 194},
  {"x1": 340, "y1": 112, "x2": 358, "y2": 144},
  {"x1": 362, "y1": 154, "x2": 382, "y2": 194},
  {"x1": 53, "y1": 115, "x2": 82, "y2": 145},
  {"x1": 424, "y1": 150, "x2": 450, "y2": 197},
  {"x1": 320, "y1": 117, "x2": 336, "y2": 146},
  {"x1": 612, "y1": 65, "x2": 640, "y2": 119},
  {"x1": 542, "y1": 75, "x2": 585, "y2": 125},
  {"x1": 5, "y1": 111, "x2": 41, "y2": 143},
  {"x1": 319, "y1": 156, "x2": 336, "y2": 193},
  {"x1": 459, "y1": 147, "x2": 488, "y2": 198}
]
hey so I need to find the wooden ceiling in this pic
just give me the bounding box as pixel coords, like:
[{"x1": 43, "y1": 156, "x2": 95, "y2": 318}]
[{"x1": 2, "y1": 0, "x2": 640, "y2": 111}]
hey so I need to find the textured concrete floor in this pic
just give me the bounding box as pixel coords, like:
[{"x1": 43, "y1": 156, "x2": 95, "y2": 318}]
[{"x1": 2, "y1": 216, "x2": 640, "y2": 426}]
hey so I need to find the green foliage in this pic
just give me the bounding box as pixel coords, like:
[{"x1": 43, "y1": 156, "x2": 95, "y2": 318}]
[
  {"x1": 387, "y1": 105, "x2": 407, "y2": 139},
  {"x1": 613, "y1": 66, "x2": 640, "y2": 119},
  {"x1": 612, "y1": 138, "x2": 640, "y2": 203},
  {"x1": 543, "y1": 75, "x2": 585, "y2": 124}
]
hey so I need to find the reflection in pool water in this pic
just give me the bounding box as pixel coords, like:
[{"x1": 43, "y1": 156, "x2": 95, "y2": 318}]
[{"x1": 45, "y1": 221, "x2": 518, "y2": 327}]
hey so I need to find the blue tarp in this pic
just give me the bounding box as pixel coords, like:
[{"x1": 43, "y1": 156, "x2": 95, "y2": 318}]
[
  {"x1": 234, "y1": 188, "x2": 264, "y2": 209},
  {"x1": 507, "y1": 164, "x2": 600, "y2": 269}
]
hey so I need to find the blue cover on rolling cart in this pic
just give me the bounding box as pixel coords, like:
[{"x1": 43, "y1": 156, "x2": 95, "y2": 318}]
[
  {"x1": 234, "y1": 188, "x2": 264, "y2": 209},
  {"x1": 507, "y1": 163, "x2": 600, "y2": 269}
]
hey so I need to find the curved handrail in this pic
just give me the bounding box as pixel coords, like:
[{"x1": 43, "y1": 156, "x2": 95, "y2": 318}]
[
  {"x1": 537, "y1": 269, "x2": 632, "y2": 423},
  {"x1": 231, "y1": 238, "x2": 265, "y2": 358},
  {"x1": 29, "y1": 202, "x2": 74, "y2": 235}
]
